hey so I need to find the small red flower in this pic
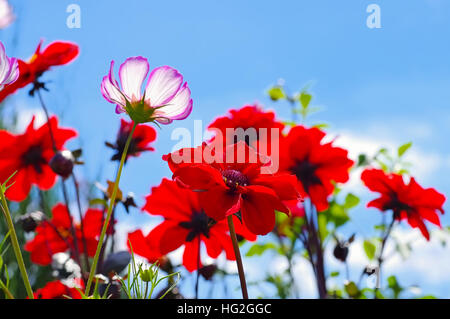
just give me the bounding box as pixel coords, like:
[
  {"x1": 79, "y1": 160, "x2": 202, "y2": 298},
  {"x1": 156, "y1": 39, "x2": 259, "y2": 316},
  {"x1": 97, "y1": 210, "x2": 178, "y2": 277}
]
[
  {"x1": 128, "y1": 178, "x2": 256, "y2": 272},
  {"x1": 164, "y1": 141, "x2": 300, "y2": 235},
  {"x1": 0, "y1": 116, "x2": 77, "y2": 201},
  {"x1": 106, "y1": 119, "x2": 157, "y2": 162},
  {"x1": 208, "y1": 105, "x2": 284, "y2": 150},
  {"x1": 361, "y1": 168, "x2": 446, "y2": 240},
  {"x1": 280, "y1": 126, "x2": 354, "y2": 212},
  {"x1": 32, "y1": 279, "x2": 83, "y2": 299},
  {"x1": 0, "y1": 40, "x2": 79, "y2": 102},
  {"x1": 24, "y1": 203, "x2": 104, "y2": 265}
]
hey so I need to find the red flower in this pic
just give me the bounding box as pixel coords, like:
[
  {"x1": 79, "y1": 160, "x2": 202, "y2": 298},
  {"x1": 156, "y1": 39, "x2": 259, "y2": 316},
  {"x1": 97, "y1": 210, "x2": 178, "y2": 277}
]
[
  {"x1": 0, "y1": 116, "x2": 77, "y2": 201},
  {"x1": 280, "y1": 126, "x2": 354, "y2": 212},
  {"x1": 208, "y1": 105, "x2": 284, "y2": 155},
  {"x1": 0, "y1": 41, "x2": 79, "y2": 102},
  {"x1": 106, "y1": 119, "x2": 157, "y2": 162},
  {"x1": 128, "y1": 178, "x2": 256, "y2": 272},
  {"x1": 361, "y1": 168, "x2": 446, "y2": 240},
  {"x1": 24, "y1": 203, "x2": 104, "y2": 265},
  {"x1": 164, "y1": 141, "x2": 299, "y2": 235},
  {"x1": 32, "y1": 279, "x2": 83, "y2": 299}
]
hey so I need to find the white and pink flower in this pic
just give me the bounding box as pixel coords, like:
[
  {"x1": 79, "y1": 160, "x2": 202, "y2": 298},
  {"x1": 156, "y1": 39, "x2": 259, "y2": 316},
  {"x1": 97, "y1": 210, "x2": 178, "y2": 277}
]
[
  {"x1": 0, "y1": 41, "x2": 19, "y2": 91},
  {"x1": 101, "y1": 56, "x2": 192, "y2": 124},
  {"x1": 0, "y1": 0, "x2": 15, "y2": 29}
]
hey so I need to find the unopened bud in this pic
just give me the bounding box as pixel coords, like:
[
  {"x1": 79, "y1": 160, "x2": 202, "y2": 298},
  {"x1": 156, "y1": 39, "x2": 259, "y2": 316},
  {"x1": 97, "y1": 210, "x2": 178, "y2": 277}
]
[
  {"x1": 49, "y1": 150, "x2": 74, "y2": 179},
  {"x1": 333, "y1": 243, "x2": 349, "y2": 262},
  {"x1": 18, "y1": 211, "x2": 45, "y2": 232}
]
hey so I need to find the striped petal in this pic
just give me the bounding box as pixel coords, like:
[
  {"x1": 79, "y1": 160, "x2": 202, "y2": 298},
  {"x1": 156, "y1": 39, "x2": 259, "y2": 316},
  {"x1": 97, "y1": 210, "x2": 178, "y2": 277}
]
[
  {"x1": 159, "y1": 82, "x2": 193, "y2": 121},
  {"x1": 118, "y1": 56, "x2": 149, "y2": 102},
  {"x1": 144, "y1": 66, "x2": 183, "y2": 106}
]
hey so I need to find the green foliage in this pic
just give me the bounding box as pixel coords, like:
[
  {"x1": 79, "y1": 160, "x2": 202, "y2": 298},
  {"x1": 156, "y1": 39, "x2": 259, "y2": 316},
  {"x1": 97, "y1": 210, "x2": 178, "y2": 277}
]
[
  {"x1": 267, "y1": 86, "x2": 286, "y2": 101},
  {"x1": 363, "y1": 240, "x2": 377, "y2": 260},
  {"x1": 118, "y1": 244, "x2": 180, "y2": 299},
  {"x1": 246, "y1": 242, "x2": 280, "y2": 257}
]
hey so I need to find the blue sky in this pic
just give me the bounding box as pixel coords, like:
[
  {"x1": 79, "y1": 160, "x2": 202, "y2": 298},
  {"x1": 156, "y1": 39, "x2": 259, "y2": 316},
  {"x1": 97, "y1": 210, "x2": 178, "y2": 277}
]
[{"x1": 1, "y1": 0, "x2": 450, "y2": 298}]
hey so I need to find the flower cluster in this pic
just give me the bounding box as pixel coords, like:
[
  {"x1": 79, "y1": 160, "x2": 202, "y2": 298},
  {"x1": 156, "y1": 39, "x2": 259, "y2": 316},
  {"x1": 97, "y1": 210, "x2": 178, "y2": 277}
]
[{"x1": 0, "y1": 33, "x2": 446, "y2": 301}]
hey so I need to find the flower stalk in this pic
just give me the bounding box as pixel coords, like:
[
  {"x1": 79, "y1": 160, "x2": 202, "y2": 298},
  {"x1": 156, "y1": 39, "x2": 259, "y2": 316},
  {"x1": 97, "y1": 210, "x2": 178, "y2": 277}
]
[
  {"x1": 0, "y1": 186, "x2": 34, "y2": 299},
  {"x1": 85, "y1": 122, "x2": 137, "y2": 295},
  {"x1": 227, "y1": 215, "x2": 248, "y2": 299}
]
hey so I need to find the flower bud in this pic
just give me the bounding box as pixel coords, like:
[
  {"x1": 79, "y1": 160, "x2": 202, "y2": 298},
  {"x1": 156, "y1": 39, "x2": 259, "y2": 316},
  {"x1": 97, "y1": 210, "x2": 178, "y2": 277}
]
[
  {"x1": 18, "y1": 211, "x2": 45, "y2": 232},
  {"x1": 198, "y1": 264, "x2": 217, "y2": 281},
  {"x1": 49, "y1": 150, "x2": 74, "y2": 179},
  {"x1": 333, "y1": 243, "x2": 349, "y2": 262}
]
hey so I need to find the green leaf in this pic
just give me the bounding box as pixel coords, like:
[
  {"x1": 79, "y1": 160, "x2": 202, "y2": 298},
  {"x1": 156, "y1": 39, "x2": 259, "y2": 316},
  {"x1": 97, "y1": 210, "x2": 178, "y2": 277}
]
[
  {"x1": 246, "y1": 243, "x2": 278, "y2": 257},
  {"x1": 344, "y1": 281, "x2": 359, "y2": 298},
  {"x1": 267, "y1": 86, "x2": 286, "y2": 101},
  {"x1": 299, "y1": 91, "x2": 312, "y2": 109},
  {"x1": 312, "y1": 123, "x2": 330, "y2": 129},
  {"x1": 330, "y1": 271, "x2": 340, "y2": 277},
  {"x1": 318, "y1": 214, "x2": 328, "y2": 241},
  {"x1": 89, "y1": 198, "x2": 108, "y2": 207},
  {"x1": 344, "y1": 193, "x2": 360, "y2": 209},
  {"x1": 398, "y1": 142, "x2": 412, "y2": 157},
  {"x1": 363, "y1": 240, "x2": 376, "y2": 260}
]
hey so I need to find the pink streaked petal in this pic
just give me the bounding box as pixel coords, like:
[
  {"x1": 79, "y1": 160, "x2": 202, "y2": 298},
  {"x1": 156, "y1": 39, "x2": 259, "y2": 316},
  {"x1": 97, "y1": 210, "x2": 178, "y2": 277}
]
[
  {"x1": 118, "y1": 56, "x2": 149, "y2": 102},
  {"x1": 144, "y1": 66, "x2": 183, "y2": 106},
  {"x1": 159, "y1": 82, "x2": 193, "y2": 120},
  {"x1": 0, "y1": 42, "x2": 18, "y2": 86},
  {"x1": 101, "y1": 75, "x2": 126, "y2": 107}
]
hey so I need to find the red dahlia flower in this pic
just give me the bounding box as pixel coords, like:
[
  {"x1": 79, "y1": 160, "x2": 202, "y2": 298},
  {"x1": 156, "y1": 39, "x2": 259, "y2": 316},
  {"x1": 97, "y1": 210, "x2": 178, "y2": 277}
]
[
  {"x1": 0, "y1": 116, "x2": 77, "y2": 201},
  {"x1": 280, "y1": 125, "x2": 354, "y2": 212},
  {"x1": 0, "y1": 40, "x2": 79, "y2": 102},
  {"x1": 208, "y1": 105, "x2": 284, "y2": 151},
  {"x1": 24, "y1": 203, "x2": 105, "y2": 265},
  {"x1": 361, "y1": 168, "x2": 446, "y2": 240},
  {"x1": 128, "y1": 179, "x2": 256, "y2": 272},
  {"x1": 164, "y1": 141, "x2": 299, "y2": 235},
  {"x1": 106, "y1": 119, "x2": 157, "y2": 162},
  {"x1": 32, "y1": 279, "x2": 83, "y2": 299}
]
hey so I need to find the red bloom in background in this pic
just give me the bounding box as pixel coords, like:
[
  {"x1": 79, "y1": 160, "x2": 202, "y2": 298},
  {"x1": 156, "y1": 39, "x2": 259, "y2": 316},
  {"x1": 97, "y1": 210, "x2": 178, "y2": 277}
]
[
  {"x1": 361, "y1": 168, "x2": 446, "y2": 240},
  {"x1": 280, "y1": 126, "x2": 354, "y2": 212},
  {"x1": 106, "y1": 119, "x2": 157, "y2": 162},
  {"x1": 32, "y1": 279, "x2": 83, "y2": 299},
  {"x1": 0, "y1": 116, "x2": 77, "y2": 201},
  {"x1": 24, "y1": 203, "x2": 104, "y2": 265},
  {"x1": 164, "y1": 141, "x2": 299, "y2": 235},
  {"x1": 128, "y1": 179, "x2": 256, "y2": 272},
  {"x1": 208, "y1": 105, "x2": 284, "y2": 154},
  {"x1": 0, "y1": 40, "x2": 79, "y2": 102}
]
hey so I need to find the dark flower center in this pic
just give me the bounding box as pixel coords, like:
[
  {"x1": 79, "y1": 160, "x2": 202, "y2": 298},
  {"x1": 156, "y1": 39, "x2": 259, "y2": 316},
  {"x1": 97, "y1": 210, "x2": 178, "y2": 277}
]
[
  {"x1": 385, "y1": 194, "x2": 413, "y2": 219},
  {"x1": 22, "y1": 145, "x2": 47, "y2": 174},
  {"x1": 179, "y1": 211, "x2": 212, "y2": 242},
  {"x1": 109, "y1": 133, "x2": 143, "y2": 162},
  {"x1": 222, "y1": 169, "x2": 249, "y2": 190},
  {"x1": 292, "y1": 160, "x2": 321, "y2": 191}
]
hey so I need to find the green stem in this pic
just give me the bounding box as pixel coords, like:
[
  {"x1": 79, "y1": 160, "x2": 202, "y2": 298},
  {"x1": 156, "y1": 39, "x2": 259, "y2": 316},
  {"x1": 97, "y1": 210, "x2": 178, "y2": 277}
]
[
  {"x1": 0, "y1": 279, "x2": 14, "y2": 299},
  {"x1": 227, "y1": 215, "x2": 248, "y2": 299},
  {"x1": 0, "y1": 188, "x2": 34, "y2": 299},
  {"x1": 85, "y1": 122, "x2": 137, "y2": 294}
]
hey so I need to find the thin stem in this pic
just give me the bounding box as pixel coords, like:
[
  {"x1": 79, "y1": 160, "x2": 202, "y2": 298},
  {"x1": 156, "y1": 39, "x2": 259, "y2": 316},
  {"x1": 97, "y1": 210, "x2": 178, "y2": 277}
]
[
  {"x1": 35, "y1": 87, "x2": 83, "y2": 270},
  {"x1": 0, "y1": 279, "x2": 14, "y2": 299},
  {"x1": 0, "y1": 189, "x2": 34, "y2": 298},
  {"x1": 227, "y1": 215, "x2": 248, "y2": 299},
  {"x1": 305, "y1": 200, "x2": 327, "y2": 299},
  {"x1": 85, "y1": 122, "x2": 137, "y2": 295},
  {"x1": 72, "y1": 174, "x2": 90, "y2": 272},
  {"x1": 195, "y1": 234, "x2": 201, "y2": 299},
  {"x1": 375, "y1": 217, "x2": 396, "y2": 296},
  {"x1": 61, "y1": 181, "x2": 82, "y2": 270}
]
